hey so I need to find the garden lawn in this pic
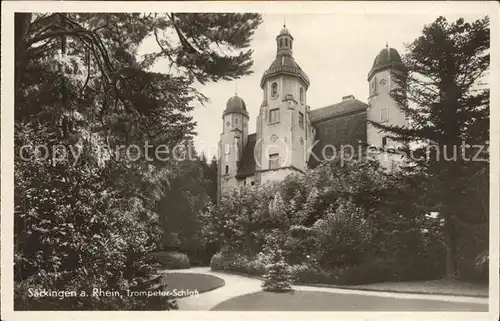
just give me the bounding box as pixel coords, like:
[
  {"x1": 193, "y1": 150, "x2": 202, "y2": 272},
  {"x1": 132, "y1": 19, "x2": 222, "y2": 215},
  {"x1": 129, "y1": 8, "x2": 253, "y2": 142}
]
[
  {"x1": 342, "y1": 279, "x2": 489, "y2": 297},
  {"x1": 163, "y1": 273, "x2": 225, "y2": 298},
  {"x1": 211, "y1": 290, "x2": 487, "y2": 311}
]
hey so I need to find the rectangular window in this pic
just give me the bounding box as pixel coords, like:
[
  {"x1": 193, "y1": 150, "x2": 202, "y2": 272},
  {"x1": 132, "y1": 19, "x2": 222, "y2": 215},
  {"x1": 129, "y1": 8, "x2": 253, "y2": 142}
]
[
  {"x1": 225, "y1": 165, "x2": 229, "y2": 174},
  {"x1": 299, "y1": 112, "x2": 304, "y2": 128},
  {"x1": 381, "y1": 108, "x2": 389, "y2": 122},
  {"x1": 234, "y1": 117, "x2": 239, "y2": 125},
  {"x1": 269, "y1": 153, "x2": 280, "y2": 169},
  {"x1": 269, "y1": 108, "x2": 280, "y2": 123},
  {"x1": 382, "y1": 136, "x2": 388, "y2": 147}
]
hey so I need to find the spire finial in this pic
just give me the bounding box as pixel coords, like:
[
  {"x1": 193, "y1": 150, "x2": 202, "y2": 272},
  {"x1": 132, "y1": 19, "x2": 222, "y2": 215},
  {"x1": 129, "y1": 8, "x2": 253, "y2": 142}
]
[
  {"x1": 385, "y1": 41, "x2": 389, "y2": 49},
  {"x1": 235, "y1": 83, "x2": 238, "y2": 96},
  {"x1": 284, "y1": 16, "x2": 286, "y2": 27}
]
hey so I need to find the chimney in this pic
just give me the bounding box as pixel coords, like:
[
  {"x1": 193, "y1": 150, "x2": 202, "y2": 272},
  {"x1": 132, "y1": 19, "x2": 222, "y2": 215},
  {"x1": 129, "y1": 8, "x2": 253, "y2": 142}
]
[{"x1": 342, "y1": 94, "x2": 355, "y2": 101}]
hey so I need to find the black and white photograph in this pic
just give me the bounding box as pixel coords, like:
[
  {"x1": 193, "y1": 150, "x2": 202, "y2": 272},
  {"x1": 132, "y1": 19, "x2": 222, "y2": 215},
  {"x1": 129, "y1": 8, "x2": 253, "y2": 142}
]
[{"x1": 1, "y1": 1, "x2": 499, "y2": 320}]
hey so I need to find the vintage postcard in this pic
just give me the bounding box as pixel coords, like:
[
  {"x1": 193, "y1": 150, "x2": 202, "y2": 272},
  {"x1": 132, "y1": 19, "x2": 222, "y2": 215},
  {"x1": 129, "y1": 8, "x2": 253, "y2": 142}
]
[{"x1": 1, "y1": 1, "x2": 499, "y2": 321}]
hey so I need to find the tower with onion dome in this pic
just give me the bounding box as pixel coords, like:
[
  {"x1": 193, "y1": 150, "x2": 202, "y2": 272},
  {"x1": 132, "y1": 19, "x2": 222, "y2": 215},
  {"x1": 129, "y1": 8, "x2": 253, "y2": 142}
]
[
  {"x1": 217, "y1": 94, "x2": 249, "y2": 200},
  {"x1": 254, "y1": 24, "x2": 313, "y2": 185},
  {"x1": 216, "y1": 26, "x2": 410, "y2": 202},
  {"x1": 367, "y1": 44, "x2": 408, "y2": 149}
]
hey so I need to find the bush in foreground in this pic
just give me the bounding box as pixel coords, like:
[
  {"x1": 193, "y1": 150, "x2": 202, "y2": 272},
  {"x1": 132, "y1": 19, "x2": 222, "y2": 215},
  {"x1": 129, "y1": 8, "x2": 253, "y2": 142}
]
[
  {"x1": 149, "y1": 252, "x2": 191, "y2": 269},
  {"x1": 260, "y1": 232, "x2": 293, "y2": 292},
  {"x1": 210, "y1": 252, "x2": 226, "y2": 271}
]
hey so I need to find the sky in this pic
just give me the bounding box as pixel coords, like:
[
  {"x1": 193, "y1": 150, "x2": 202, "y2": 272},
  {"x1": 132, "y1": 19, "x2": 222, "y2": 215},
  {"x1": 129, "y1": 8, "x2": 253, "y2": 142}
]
[{"x1": 140, "y1": 13, "x2": 486, "y2": 158}]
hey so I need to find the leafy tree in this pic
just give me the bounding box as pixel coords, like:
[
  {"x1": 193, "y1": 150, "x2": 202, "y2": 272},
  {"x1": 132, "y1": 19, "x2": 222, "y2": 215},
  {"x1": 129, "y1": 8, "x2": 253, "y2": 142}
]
[
  {"x1": 15, "y1": 12, "x2": 262, "y2": 309},
  {"x1": 14, "y1": 123, "x2": 173, "y2": 310},
  {"x1": 312, "y1": 201, "x2": 373, "y2": 268},
  {"x1": 201, "y1": 155, "x2": 219, "y2": 205},
  {"x1": 156, "y1": 143, "x2": 219, "y2": 261},
  {"x1": 370, "y1": 16, "x2": 490, "y2": 278}
]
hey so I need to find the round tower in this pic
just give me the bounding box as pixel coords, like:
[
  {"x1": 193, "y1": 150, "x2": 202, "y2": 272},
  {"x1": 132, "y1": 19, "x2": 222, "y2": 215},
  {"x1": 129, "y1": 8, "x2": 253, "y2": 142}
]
[
  {"x1": 218, "y1": 94, "x2": 249, "y2": 200},
  {"x1": 366, "y1": 44, "x2": 408, "y2": 149},
  {"x1": 255, "y1": 25, "x2": 311, "y2": 185}
]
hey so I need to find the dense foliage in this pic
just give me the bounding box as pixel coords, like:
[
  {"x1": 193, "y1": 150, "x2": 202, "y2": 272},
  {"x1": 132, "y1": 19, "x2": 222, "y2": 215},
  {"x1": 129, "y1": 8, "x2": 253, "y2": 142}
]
[
  {"x1": 371, "y1": 16, "x2": 490, "y2": 279},
  {"x1": 148, "y1": 252, "x2": 191, "y2": 270},
  {"x1": 157, "y1": 149, "x2": 219, "y2": 265},
  {"x1": 205, "y1": 158, "x2": 445, "y2": 285},
  {"x1": 204, "y1": 16, "x2": 489, "y2": 285},
  {"x1": 14, "y1": 12, "x2": 262, "y2": 310}
]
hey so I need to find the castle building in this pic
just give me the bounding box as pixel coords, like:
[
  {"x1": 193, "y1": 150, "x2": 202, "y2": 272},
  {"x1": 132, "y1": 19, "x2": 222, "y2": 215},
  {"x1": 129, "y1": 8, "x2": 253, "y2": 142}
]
[{"x1": 217, "y1": 25, "x2": 408, "y2": 201}]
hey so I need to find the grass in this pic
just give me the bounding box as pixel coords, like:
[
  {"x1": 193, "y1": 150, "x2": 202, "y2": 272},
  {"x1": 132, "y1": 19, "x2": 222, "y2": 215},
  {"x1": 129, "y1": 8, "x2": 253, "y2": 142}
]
[
  {"x1": 212, "y1": 268, "x2": 488, "y2": 297},
  {"x1": 341, "y1": 279, "x2": 489, "y2": 297},
  {"x1": 210, "y1": 290, "x2": 487, "y2": 311},
  {"x1": 163, "y1": 273, "x2": 225, "y2": 298}
]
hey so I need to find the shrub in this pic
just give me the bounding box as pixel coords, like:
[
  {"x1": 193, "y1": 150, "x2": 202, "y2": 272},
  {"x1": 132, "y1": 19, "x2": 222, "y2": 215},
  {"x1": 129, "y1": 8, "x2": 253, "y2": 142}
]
[
  {"x1": 331, "y1": 260, "x2": 396, "y2": 285},
  {"x1": 283, "y1": 225, "x2": 318, "y2": 265},
  {"x1": 290, "y1": 259, "x2": 399, "y2": 286},
  {"x1": 149, "y1": 252, "x2": 190, "y2": 269},
  {"x1": 231, "y1": 254, "x2": 266, "y2": 276},
  {"x1": 210, "y1": 252, "x2": 226, "y2": 271},
  {"x1": 289, "y1": 264, "x2": 333, "y2": 284},
  {"x1": 260, "y1": 232, "x2": 293, "y2": 292},
  {"x1": 312, "y1": 201, "x2": 373, "y2": 269},
  {"x1": 261, "y1": 253, "x2": 293, "y2": 292}
]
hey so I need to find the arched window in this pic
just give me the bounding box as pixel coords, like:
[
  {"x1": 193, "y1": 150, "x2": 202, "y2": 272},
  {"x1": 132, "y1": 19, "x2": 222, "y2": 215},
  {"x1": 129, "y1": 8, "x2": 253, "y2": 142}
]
[
  {"x1": 271, "y1": 82, "x2": 278, "y2": 98},
  {"x1": 285, "y1": 38, "x2": 288, "y2": 47},
  {"x1": 280, "y1": 39, "x2": 284, "y2": 48},
  {"x1": 225, "y1": 165, "x2": 229, "y2": 174},
  {"x1": 299, "y1": 87, "x2": 304, "y2": 103},
  {"x1": 290, "y1": 41, "x2": 292, "y2": 50}
]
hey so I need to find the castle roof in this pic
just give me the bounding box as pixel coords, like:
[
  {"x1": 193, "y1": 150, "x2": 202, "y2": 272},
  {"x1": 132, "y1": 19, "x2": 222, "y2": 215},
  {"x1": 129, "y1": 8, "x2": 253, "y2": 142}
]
[
  {"x1": 367, "y1": 46, "x2": 406, "y2": 81},
  {"x1": 223, "y1": 95, "x2": 248, "y2": 116},
  {"x1": 260, "y1": 25, "x2": 309, "y2": 88},
  {"x1": 278, "y1": 25, "x2": 292, "y2": 38},
  {"x1": 309, "y1": 98, "x2": 368, "y2": 124},
  {"x1": 236, "y1": 133, "x2": 257, "y2": 178},
  {"x1": 261, "y1": 56, "x2": 310, "y2": 88}
]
